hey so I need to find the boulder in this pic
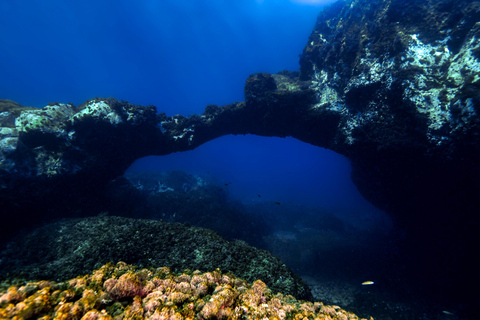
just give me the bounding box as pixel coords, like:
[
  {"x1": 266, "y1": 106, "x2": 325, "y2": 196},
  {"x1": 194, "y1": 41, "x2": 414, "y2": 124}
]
[{"x1": 0, "y1": 216, "x2": 312, "y2": 301}]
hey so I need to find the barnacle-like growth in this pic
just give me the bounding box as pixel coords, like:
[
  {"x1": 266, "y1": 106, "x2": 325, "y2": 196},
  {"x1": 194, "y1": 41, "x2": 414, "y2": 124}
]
[{"x1": 0, "y1": 262, "x2": 371, "y2": 320}]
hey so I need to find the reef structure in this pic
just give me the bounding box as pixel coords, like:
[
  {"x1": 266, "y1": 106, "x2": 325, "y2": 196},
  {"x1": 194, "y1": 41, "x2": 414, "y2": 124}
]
[
  {"x1": 0, "y1": 262, "x2": 369, "y2": 320},
  {"x1": 0, "y1": 216, "x2": 312, "y2": 301},
  {"x1": 1, "y1": 0, "x2": 479, "y2": 312}
]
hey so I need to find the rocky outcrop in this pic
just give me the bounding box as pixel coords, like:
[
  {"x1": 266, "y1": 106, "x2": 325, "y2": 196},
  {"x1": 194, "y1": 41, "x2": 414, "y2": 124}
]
[
  {"x1": 1, "y1": 0, "x2": 479, "y2": 312},
  {"x1": 298, "y1": 1, "x2": 480, "y2": 307},
  {"x1": 0, "y1": 216, "x2": 312, "y2": 301},
  {"x1": 299, "y1": 0, "x2": 480, "y2": 215},
  {"x1": 0, "y1": 78, "x2": 330, "y2": 240},
  {"x1": 0, "y1": 262, "x2": 359, "y2": 320}
]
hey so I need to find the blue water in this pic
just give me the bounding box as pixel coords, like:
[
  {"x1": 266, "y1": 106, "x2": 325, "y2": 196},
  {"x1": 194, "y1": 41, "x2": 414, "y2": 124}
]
[
  {"x1": 3, "y1": 1, "x2": 475, "y2": 318},
  {"x1": 0, "y1": 0, "x2": 334, "y2": 115},
  {"x1": 0, "y1": 0, "x2": 381, "y2": 218},
  {"x1": 0, "y1": 0, "x2": 387, "y2": 235},
  {"x1": 1, "y1": 1, "x2": 426, "y2": 317},
  {"x1": 127, "y1": 135, "x2": 388, "y2": 231}
]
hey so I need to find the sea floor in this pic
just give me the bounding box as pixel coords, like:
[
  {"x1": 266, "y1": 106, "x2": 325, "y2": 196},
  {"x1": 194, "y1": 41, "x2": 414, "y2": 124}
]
[
  {"x1": 300, "y1": 274, "x2": 459, "y2": 320},
  {"x1": 253, "y1": 205, "x2": 464, "y2": 320}
]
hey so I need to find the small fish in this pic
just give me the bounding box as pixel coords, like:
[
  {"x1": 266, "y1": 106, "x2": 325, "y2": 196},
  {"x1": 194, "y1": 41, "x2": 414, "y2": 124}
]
[
  {"x1": 275, "y1": 201, "x2": 281, "y2": 205},
  {"x1": 258, "y1": 194, "x2": 261, "y2": 197},
  {"x1": 442, "y1": 310, "x2": 455, "y2": 316},
  {"x1": 361, "y1": 281, "x2": 374, "y2": 285}
]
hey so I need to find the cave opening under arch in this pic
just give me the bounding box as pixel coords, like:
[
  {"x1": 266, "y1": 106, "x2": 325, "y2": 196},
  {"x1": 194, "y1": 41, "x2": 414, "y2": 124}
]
[{"x1": 120, "y1": 134, "x2": 398, "y2": 295}]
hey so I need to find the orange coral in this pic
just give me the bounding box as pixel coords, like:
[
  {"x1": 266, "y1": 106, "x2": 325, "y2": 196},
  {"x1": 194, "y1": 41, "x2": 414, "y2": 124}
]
[
  {"x1": 0, "y1": 262, "x2": 371, "y2": 320},
  {"x1": 104, "y1": 272, "x2": 149, "y2": 301}
]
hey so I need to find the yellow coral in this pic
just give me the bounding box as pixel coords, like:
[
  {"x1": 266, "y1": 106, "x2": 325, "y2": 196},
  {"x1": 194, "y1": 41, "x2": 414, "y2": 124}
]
[{"x1": 0, "y1": 262, "x2": 371, "y2": 320}]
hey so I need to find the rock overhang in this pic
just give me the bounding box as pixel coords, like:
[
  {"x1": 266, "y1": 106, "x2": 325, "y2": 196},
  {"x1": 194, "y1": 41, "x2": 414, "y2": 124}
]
[{"x1": 1, "y1": 0, "x2": 480, "y2": 313}]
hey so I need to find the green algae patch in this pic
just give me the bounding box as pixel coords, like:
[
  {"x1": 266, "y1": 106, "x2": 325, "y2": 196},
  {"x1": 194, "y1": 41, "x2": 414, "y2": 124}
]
[{"x1": 0, "y1": 262, "x2": 371, "y2": 320}]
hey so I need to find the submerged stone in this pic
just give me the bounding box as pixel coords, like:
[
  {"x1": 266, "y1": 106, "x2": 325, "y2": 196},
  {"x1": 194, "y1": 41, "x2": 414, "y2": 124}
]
[
  {"x1": 0, "y1": 262, "x2": 369, "y2": 320},
  {"x1": 0, "y1": 216, "x2": 312, "y2": 301}
]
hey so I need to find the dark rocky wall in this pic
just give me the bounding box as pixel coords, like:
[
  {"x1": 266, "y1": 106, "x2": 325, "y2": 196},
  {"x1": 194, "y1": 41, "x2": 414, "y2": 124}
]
[
  {"x1": 298, "y1": 1, "x2": 480, "y2": 307},
  {"x1": 1, "y1": 0, "x2": 479, "y2": 314}
]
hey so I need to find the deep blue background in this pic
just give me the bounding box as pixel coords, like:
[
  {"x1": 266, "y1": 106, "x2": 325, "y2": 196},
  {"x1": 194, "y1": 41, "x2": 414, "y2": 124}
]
[
  {"x1": 1, "y1": 0, "x2": 386, "y2": 227},
  {"x1": 0, "y1": 0, "x2": 333, "y2": 114}
]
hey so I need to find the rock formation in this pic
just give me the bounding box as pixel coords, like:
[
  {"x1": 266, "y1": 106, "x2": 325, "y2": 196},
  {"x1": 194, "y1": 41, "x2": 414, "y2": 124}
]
[
  {"x1": 0, "y1": 216, "x2": 312, "y2": 301},
  {"x1": 1, "y1": 0, "x2": 479, "y2": 313},
  {"x1": 0, "y1": 262, "x2": 363, "y2": 320}
]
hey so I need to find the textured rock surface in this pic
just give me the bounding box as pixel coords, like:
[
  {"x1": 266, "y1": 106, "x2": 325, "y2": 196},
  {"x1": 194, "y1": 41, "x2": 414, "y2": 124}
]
[
  {"x1": 297, "y1": 0, "x2": 480, "y2": 306},
  {"x1": 0, "y1": 262, "x2": 365, "y2": 320},
  {"x1": 0, "y1": 216, "x2": 312, "y2": 301},
  {"x1": 1, "y1": 0, "x2": 479, "y2": 313},
  {"x1": 299, "y1": 0, "x2": 480, "y2": 214}
]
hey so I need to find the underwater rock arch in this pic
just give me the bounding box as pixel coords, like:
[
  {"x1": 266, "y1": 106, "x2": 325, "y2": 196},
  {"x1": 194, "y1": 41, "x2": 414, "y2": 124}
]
[{"x1": 1, "y1": 0, "x2": 480, "y2": 313}]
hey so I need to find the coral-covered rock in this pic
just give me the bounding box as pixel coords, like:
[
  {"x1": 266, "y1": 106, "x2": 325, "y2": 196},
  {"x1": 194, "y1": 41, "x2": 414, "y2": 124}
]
[
  {"x1": 104, "y1": 272, "x2": 149, "y2": 301},
  {"x1": 199, "y1": 284, "x2": 237, "y2": 319},
  {"x1": 0, "y1": 263, "x2": 370, "y2": 320},
  {"x1": 0, "y1": 216, "x2": 312, "y2": 301},
  {"x1": 0, "y1": 286, "x2": 26, "y2": 305}
]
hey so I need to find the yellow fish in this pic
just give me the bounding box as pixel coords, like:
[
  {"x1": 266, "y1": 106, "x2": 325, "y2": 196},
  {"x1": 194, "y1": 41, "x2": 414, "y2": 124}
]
[{"x1": 362, "y1": 281, "x2": 374, "y2": 285}]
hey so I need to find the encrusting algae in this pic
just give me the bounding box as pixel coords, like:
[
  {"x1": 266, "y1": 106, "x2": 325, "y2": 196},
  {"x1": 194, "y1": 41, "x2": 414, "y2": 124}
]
[{"x1": 0, "y1": 262, "x2": 371, "y2": 320}]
